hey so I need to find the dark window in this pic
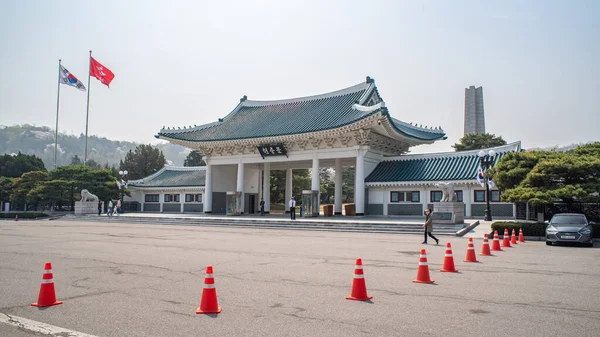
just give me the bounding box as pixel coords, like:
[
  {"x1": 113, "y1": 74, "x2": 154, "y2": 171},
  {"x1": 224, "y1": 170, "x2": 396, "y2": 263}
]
[
  {"x1": 185, "y1": 194, "x2": 202, "y2": 203},
  {"x1": 145, "y1": 194, "x2": 159, "y2": 202},
  {"x1": 474, "y1": 190, "x2": 486, "y2": 202},
  {"x1": 430, "y1": 191, "x2": 443, "y2": 202},
  {"x1": 411, "y1": 191, "x2": 420, "y2": 202},
  {"x1": 390, "y1": 191, "x2": 399, "y2": 202},
  {"x1": 455, "y1": 190, "x2": 463, "y2": 202},
  {"x1": 164, "y1": 194, "x2": 180, "y2": 202},
  {"x1": 491, "y1": 190, "x2": 501, "y2": 202}
]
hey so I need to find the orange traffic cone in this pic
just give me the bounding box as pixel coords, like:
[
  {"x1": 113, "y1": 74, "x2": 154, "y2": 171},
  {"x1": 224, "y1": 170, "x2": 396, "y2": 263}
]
[
  {"x1": 502, "y1": 228, "x2": 512, "y2": 248},
  {"x1": 440, "y1": 243, "x2": 458, "y2": 272},
  {"x1": 346, "y1": 258, "x2": 372, "y2": 300},
  {"x1": 518, "y1": 228, "x2": 526, "y2": 243},
  {"x1": 464, "y1": 237, "x2": 479, "y2": 262},
  {"x1": 491, "y1": 230, "x2": 503, "y2": 251},
  {"x1": 510, "y1": 229, "x2": 518, "y2": 245},
  {"x1": 15, "y1": 215, "x2": 18, "y2": 221},
  {"x1": 31, "y1": 262, "x2": 62, "y2": 307},
  {"x1": 196, "y1": 265, "x2": 221, "y2": 314},
  {"x1": 413, "y1": 249, "x2": 434, "y2": 284},
  {"x1": 480, "y1": 234, "x2": 493, "y2": 256}
]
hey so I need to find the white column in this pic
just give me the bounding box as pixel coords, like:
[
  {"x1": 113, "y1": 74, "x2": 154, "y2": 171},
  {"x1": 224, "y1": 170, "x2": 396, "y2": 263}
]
[
  {"x1": 204, "y1": 163, "x2": 212, "y2": 213},
  {"x1": 464, "y1": 186, "x2": 472, "y2": 217},
  {"x1": 285, "y1": 167, "x2": 292, "y2": 212},
  {"x1": 263, "y1": 162, "x2": 271, "y2": 213},
  {"x1": 334, "y1": 158, "x2": 342, "y2": 215},
  {"x1": 180, "y1": 192, "x2": 185, "y2": 213},
  {"x1": 383, "y1": 189, "x2": 389, "y2": 216},
  {"x1": 355, "y1": 150, "x2": 365, "y2": 215},
  {"x1": 159, "y1": 193, "x2": 164, "y2": 213},
  {"x1": 312, "y1": 157, "x2": 320, "y2": 214},
  {"x1": 237, "y1": 161, "x2": 245, "y2": 214}
]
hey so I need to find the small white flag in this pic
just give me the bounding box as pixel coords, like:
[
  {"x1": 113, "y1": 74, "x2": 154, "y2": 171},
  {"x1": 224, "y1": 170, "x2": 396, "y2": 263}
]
[{"x1": 59, "y1": 65, "x2": 86, "y2": 91}]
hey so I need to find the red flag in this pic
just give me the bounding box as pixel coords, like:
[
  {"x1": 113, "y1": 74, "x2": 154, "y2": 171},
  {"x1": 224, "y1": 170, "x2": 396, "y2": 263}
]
[{"x1": 90, "y1": 57, "x2": 115, "y2": 87}]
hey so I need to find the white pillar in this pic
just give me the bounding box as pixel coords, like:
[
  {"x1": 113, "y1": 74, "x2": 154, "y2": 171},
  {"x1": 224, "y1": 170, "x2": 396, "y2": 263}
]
[
  {"x1": 285, "y1": 167, "x2": 292, "y2": 212},
  {"x1": 355, "y1": 150, "x2": 365, "y2": 215},
  {"x1": 263, "y1": 162, "x2": 271, "y2": 213},
  {"x1": 464, "y1": 186, "x2": 472, "y2": 217},
  {"x1": 334, "y1": 159, "x2": 342, "y2": 215},
  {"x1": 312, "y1": 157, "x2": 320, "y2": 214},
  {"x1": 237, "y1": 161, "x2": 245, "y2": 214},
  {"x1": 180, "y1": 192, "x2": 185, "y2": 213},
  {"x1": 159, "y1": 193, "x2": 164, "y2": 213},
  {"x1": 204, "y1": 163, "x2": 212, "y2": 213}
]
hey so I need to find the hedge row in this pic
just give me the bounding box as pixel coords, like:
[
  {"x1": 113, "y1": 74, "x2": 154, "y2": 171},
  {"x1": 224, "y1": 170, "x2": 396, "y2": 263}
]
[
  {"x1": 0, "y1": 213, "x2": 48, "y2": 219},
  {"x1": 490, "y1": 221, "x2": 600, "y2": 238}
]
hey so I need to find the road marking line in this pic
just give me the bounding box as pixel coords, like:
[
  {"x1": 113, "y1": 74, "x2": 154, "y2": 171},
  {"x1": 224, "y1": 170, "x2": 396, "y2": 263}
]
[{"x1": 0, "y1": 313, "x2": 98, "y2": 337}]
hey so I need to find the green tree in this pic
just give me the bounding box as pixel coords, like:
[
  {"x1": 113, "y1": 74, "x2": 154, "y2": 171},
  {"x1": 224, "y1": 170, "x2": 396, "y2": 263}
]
[
  {"x1": 0, "y1": 176, "x2": 15, "y2": 206},
  {"x1": 493, "y1": 146, "x2": 600, "y2": 205},
  {"x1": 342, "y1": 167, "x2": 355, "y2": 203},
  {"x1": 573, "y1": 142, "x2": 600, "y2": 157},
  {"x1": 85, "y1": 159, "x2": 102, "y2": 170},
  {"x1": 184, "y1": 150, "x2": 206, "y2": 166},
  {"x1": 452, "y1": 133, "x2": 507, "y2": 152},
  {"x1": 10, "y1": 171, "x2": 48, "y2": 210},
  {"x1": 70, "y1": 155, "x2": 83, "y2": 165},
  {"x1": 119, "y1": 144, "x2": 166, "y2": 180},
  {"x1": 0, "y1": 153, "x2": 46, "y2": 178},
  {"x1": 48, "y1": 165, "x2": 121, "y2": 209}
]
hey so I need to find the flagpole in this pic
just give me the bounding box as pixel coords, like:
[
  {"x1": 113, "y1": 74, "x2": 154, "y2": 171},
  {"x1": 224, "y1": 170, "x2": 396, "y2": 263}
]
[
  {"x1": 54, "y1": 59, "x2": 62, "y2": 169},
  {"x1": 84, "y1": 50, "x2": 92, "y2": 164}
]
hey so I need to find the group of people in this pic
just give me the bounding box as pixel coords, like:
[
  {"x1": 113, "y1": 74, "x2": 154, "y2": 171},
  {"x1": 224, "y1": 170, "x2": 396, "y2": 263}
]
[{"x1": 97, "y1": 199, "x2": 122, "y2": 216}]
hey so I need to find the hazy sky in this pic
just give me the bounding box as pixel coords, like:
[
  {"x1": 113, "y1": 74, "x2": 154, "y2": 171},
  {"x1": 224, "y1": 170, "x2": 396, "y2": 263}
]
[{"x1": 1, "y1": 0, "x2": 598, "y2": 154}]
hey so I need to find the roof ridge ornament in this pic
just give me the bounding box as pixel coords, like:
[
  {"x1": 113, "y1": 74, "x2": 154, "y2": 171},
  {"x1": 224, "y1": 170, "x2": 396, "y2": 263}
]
[
  {"x1": 366, "y1": 76, "x2": 375, "y2": 84},
  {"x1": 240, "y1": 95, "x2": 247, "y2": 102}
]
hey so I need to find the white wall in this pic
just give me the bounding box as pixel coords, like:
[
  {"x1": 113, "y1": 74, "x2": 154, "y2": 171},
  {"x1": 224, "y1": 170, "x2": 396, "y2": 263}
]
[
  {"x1": 244, "y1": 167, "x2": 260, "y2": 194},
  {"x1": 212, "y1": 165, "x2": 237, "y2": 192},
  {"x1": 368, "y1": 188, "x2": 384, "y2": 203}
]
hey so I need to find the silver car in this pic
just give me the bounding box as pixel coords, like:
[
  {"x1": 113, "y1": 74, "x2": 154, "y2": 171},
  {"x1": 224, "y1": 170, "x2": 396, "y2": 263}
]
[{"x1": 546, "y1": 213, "x2": 595, "y2": 247}]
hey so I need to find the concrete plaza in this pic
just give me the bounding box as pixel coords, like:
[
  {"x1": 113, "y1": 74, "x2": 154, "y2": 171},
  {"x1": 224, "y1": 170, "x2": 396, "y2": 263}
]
[{"x1": 1, "y1": 219, "x2": 599, "y2": 337}]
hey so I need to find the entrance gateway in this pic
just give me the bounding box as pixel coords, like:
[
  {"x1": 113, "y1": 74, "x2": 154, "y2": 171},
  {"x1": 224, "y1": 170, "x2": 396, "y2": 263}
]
[{"x1": 151, "y1": 77, "x2": 447, "y2": 215}]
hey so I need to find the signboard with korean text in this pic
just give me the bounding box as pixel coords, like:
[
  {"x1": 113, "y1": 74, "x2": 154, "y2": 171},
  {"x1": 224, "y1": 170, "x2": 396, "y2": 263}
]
[{"x1": 258, "y1": 144, "x2": 288, "y2": 158}]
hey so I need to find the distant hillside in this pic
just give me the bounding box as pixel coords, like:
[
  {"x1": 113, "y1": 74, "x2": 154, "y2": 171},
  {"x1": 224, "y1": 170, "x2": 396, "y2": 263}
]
[
  {"x1": 526, "y1": 142, "x2": 594, "y2": 152},
  {"x1": 0, "y1": 125, "x2": 189, "y2": 169}
]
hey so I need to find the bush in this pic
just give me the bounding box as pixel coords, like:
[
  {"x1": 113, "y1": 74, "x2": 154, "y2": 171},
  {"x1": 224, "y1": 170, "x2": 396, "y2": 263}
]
[
  {"x1": 0, "y1": 212, "x2": 48, "y2": 219},
  {"x1": 491, "y1": 221, "x2": 600, "y2": 238},
  {"x1": 490, "y1": 221, "x2": 547, "y2": 237}
]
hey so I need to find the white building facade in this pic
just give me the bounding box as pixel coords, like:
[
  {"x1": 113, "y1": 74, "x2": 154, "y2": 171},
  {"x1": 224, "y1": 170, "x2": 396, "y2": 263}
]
[{"x1": 126, "y1": 78, "x2": 517, "y2": 219}]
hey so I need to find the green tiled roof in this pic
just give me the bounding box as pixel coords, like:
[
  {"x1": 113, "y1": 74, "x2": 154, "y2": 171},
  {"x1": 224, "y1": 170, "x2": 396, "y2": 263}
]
[
  {"x1": 128, "y1": 167, "x2": 205, "y2": 188},
  {"x1": 157, "y1": 79, "x2": 446, "y2": 143},
  {"x1": 365, "y1": 143, "x2": 521, "y2": 183}
]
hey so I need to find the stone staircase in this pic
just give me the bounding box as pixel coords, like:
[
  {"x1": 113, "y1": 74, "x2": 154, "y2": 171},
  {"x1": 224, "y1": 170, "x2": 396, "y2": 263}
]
[{"x1": 62, "y1": 214, "x2": 473, "y2": 236}]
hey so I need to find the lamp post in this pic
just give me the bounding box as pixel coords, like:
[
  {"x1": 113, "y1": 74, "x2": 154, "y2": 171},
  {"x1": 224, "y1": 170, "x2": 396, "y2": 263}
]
[
  {"x1": 478, "y1": 150, "x2": 496, "y2": 221},
  {"x1": 118, "y1": 170, "x2": 128, "y2": 204}
]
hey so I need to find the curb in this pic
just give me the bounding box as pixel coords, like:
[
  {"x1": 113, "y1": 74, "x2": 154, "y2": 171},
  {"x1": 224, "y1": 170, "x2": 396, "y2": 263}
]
[{"x1": 455, "y1": 220, "x2": 480, "y2": 237}]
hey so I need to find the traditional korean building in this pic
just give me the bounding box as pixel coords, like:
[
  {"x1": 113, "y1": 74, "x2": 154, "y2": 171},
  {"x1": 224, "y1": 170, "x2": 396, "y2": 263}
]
[{"x1": 127, "y1": 77, "x2": 518, "y2": 218}]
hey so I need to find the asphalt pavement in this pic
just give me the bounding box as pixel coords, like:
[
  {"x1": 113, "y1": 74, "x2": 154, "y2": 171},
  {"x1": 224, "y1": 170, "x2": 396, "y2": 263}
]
[{"x1": 1, "y1": 219, "x2": 599, "y2": 337}]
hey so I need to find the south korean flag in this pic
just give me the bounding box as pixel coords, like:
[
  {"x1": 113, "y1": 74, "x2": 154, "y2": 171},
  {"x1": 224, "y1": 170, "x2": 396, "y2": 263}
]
[{"x1": 59, "y1": 65, "x2": 86, "y2": 92}]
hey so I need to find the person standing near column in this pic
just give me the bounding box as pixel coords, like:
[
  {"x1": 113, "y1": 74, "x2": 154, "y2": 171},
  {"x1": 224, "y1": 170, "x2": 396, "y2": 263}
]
[
  {"x1": 289, "y1": 197, "x2": 296, "y2": 220},
  {"x1": 422, "y1": 208, "x2": 439, "y2": 245},
  {"x1": 260, "y1": 198, "x2": 265, "y2": 216}
]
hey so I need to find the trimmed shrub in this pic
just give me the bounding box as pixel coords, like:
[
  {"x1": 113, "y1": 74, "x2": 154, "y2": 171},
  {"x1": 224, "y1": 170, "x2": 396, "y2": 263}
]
[
  {"x1": 0, "y1": 212, "x2": 48, "y2": 219},
  {"x1": 490, "y1": 221, "x2": 547, "y2": 237}
]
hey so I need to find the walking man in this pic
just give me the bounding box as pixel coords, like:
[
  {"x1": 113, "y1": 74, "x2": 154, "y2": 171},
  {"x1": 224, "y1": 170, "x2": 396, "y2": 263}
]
[
  {"x1": 289, "y1": 197, "x2": 296, "y2": 220},
  {"x1": 422, "y1": 208, "x2": 439, "y2": 245}
]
